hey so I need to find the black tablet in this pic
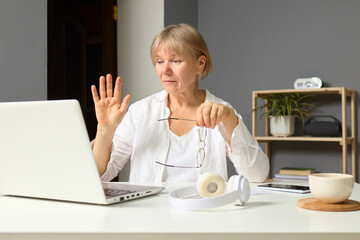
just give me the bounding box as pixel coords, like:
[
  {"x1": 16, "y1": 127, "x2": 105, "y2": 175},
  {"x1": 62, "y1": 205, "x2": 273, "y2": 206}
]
[{"x1": 257, "y1": 183, "x2": 310, "y2": 194}]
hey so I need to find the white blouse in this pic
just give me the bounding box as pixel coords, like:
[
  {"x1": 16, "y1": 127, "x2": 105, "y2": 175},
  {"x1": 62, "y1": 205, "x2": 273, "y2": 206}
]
[
  {"x1": 100, "y1": 89, "x2": 269, "y2": 183},
  {"x1": 162, "y1": 127, "x2": 199, "y2": 183}
]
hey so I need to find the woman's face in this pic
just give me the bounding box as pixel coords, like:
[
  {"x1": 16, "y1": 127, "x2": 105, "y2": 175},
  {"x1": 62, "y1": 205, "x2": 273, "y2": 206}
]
[{"x1": 154, "y1": 45, "x2": 205, "y2": 95}]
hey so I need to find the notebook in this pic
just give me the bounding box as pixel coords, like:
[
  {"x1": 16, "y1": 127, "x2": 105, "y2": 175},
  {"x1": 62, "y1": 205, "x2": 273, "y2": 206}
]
[{"x1": 0, "y1": 99, "x2": 164, "y2": 205}]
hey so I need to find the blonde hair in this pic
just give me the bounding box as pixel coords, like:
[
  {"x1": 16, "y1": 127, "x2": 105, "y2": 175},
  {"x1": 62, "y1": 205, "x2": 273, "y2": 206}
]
[{"x1": 150, "y1": 24, "x2": 213, "y2": 81}]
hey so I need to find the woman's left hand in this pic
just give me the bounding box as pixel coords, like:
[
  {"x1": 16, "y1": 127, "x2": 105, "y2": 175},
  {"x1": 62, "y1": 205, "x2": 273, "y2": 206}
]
[{"x1": 196, "y1": 102, "x2": 233, "y2": 128}]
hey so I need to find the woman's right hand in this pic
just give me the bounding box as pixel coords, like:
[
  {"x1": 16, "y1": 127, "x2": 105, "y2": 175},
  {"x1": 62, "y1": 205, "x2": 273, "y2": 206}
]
[{"x1": 91, "y1": 74, "x2": 131, "y2": 137}]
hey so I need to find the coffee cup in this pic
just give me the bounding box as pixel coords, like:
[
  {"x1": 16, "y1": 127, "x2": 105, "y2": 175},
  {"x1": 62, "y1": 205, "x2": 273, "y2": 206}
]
[{"x1": 309, "y1": 173, "x2": 354, "y2": 204}]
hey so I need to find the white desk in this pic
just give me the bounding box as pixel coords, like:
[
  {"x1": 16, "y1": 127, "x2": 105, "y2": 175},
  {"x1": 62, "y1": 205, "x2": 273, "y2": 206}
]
[{"x1": 0, "y1": 182, "x2": 359, "y2": 240}]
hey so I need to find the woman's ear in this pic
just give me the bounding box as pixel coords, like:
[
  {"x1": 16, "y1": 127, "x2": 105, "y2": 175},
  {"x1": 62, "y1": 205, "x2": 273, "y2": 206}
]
[{"x1": 197, "y1": 55, "x2": 207, "y2": 74}]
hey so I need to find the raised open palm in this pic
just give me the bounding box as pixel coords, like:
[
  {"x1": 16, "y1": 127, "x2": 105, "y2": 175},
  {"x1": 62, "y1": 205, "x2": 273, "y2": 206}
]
[{"x1": 91, "y1": 74, "x2": 131, "y2": 133}]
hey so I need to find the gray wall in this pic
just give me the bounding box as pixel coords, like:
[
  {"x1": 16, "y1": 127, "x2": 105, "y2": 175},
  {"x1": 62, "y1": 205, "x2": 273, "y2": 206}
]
[
  {"x1": 164, "y1": 0, "x2": 198, "y2": 28},
  {"x1": 0, "y1": 0, "x2": 47, "y2": 102},
  {"x1": 198, "y1": 0, "x2": 360, "y2": 181}
]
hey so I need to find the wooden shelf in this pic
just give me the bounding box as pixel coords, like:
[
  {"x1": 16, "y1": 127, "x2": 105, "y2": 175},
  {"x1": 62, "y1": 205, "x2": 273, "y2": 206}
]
[
  {"x1": 252, "y1": 87, "x2": 356, "y2": 178},
  {"x1": 255, "y1": 136, "x2": 354, "y2": 145},
  {"x1": 253, "y1": 87, "x2": 354, "y2": 97}
]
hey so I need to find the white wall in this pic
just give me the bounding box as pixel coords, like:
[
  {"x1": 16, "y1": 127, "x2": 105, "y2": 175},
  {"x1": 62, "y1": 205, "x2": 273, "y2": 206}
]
[
  {"x1": 117, "y1": 0, "x2": 164, "y2": 103},
  {"x1": 0, "y1": 0, "x2": 47, "y2": 102}
]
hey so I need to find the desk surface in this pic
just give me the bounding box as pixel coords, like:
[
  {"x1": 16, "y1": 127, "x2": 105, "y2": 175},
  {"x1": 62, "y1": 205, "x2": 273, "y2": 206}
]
[{"x1": 0, "y1": 181, "x2": 359, "y2": 240}]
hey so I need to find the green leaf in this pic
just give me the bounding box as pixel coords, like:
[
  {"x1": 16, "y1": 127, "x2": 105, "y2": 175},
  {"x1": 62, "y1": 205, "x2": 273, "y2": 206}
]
[{"x1": 251, "y1": 93, "x2": 315, "y2": 126}]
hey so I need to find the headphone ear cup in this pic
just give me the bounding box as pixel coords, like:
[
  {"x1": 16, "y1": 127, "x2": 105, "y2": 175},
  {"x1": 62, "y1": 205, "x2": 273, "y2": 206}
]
[
  {"x1": 227, "y1": 175, "x2": 251, "y2": 205},
  {"x1": 197, "y1": 173, "x2": 225, "y2": 198},
  {"x1": 227, "y1": 175, "x2": 236, "y2": 193},
  {"x1": 238, "y1": 176, "x2": 250, "y2": 205}
]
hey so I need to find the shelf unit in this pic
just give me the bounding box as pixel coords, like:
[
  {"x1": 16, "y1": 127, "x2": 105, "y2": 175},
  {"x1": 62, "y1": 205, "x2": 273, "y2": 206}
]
[{"x1": 252, "y1": 87, "x2": 356, "y2": 178}]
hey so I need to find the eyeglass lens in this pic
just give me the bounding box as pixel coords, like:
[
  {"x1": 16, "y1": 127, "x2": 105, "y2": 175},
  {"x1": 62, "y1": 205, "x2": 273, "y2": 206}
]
[
  {"x1": 198, "y1": 127, "x2": 207, "y2": 141},
  {"x1": 196, "y1": 127, "x2": 207, "y2": 167}
]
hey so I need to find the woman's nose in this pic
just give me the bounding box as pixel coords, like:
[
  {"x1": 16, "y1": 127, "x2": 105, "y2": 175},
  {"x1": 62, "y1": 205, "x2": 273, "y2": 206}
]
[{"x1": 162, "y1": 61, "x2": 172, "y2": 75}]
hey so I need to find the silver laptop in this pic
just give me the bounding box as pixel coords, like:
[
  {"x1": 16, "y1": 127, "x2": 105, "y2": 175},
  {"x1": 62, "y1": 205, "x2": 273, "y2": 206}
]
[{"x1": 0, "y1": 99, "x2": 164, "y2": 205}]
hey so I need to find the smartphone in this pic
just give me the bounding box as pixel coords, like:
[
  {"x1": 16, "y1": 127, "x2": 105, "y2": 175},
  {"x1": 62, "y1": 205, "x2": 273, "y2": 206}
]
[{"x1": 257, "y1": 183, "x2": 310, "y2": 194}]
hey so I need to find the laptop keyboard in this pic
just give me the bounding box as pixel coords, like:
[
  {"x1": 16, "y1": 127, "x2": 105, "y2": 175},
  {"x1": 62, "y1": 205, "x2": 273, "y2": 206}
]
[{"x1": 104, "y1": 188, "x2": 135, "y2": 197}]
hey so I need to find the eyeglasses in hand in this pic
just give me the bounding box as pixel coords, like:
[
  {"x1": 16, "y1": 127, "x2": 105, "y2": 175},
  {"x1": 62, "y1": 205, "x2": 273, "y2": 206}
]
[{"x1": 156, "y1": 117, "x2": 207, "y2": 168}]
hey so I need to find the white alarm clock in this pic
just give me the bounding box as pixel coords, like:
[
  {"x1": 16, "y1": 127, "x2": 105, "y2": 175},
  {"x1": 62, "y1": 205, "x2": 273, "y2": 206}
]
[{"x1": 294, "y1": 77, "x2": 322, "y2": 89}]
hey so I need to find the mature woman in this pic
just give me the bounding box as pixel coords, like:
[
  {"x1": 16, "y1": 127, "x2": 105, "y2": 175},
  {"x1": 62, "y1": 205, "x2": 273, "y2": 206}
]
[{"x1": 91, "y1": 24, "x2": 269, "y2": 183}]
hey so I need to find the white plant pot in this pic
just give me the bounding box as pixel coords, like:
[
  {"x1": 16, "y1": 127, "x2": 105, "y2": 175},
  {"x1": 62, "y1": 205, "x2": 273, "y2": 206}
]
[{"x1": 269, "y1": 116, "x2": 295, "y2": 137}]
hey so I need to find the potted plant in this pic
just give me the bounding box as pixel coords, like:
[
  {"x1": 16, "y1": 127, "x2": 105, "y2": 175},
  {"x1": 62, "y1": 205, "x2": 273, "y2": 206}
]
[{"x1": 253, "y1": 93, "x2": 314, "y2": 136}]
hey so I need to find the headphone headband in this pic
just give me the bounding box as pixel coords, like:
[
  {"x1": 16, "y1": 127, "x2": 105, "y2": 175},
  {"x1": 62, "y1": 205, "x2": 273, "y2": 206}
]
[
  {"x1": 169, "y1": 173, "x2": 250, "y2": 211},
  {"x1": 169, "y1": 185, "x2": 238, "y2": 210}
]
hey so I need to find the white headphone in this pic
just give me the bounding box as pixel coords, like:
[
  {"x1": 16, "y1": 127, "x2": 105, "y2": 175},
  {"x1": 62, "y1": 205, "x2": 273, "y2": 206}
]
[{"x1": 169, "y1": 173, "x2": 250, "y2": 211}]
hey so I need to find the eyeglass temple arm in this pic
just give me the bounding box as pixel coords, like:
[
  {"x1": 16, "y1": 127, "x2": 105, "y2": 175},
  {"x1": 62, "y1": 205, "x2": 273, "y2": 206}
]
[
  {"x1": 158, "y1": 117, "x2": 197, "y2": 122},
  {"x1": 155, "y1": 161, "x2": 199, "y2": 168}
]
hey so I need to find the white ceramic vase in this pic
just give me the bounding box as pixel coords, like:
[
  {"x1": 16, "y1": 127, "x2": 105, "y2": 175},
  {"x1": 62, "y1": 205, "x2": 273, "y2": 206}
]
[{"x1": 269, "y1": 116, "x2": 295, "y2": 137}]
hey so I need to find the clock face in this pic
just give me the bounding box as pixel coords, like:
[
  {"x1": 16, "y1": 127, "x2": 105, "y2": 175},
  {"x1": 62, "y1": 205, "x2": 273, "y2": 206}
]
[{"x1": 294, "y1": 77, "x2": 322, "y2": 89}]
